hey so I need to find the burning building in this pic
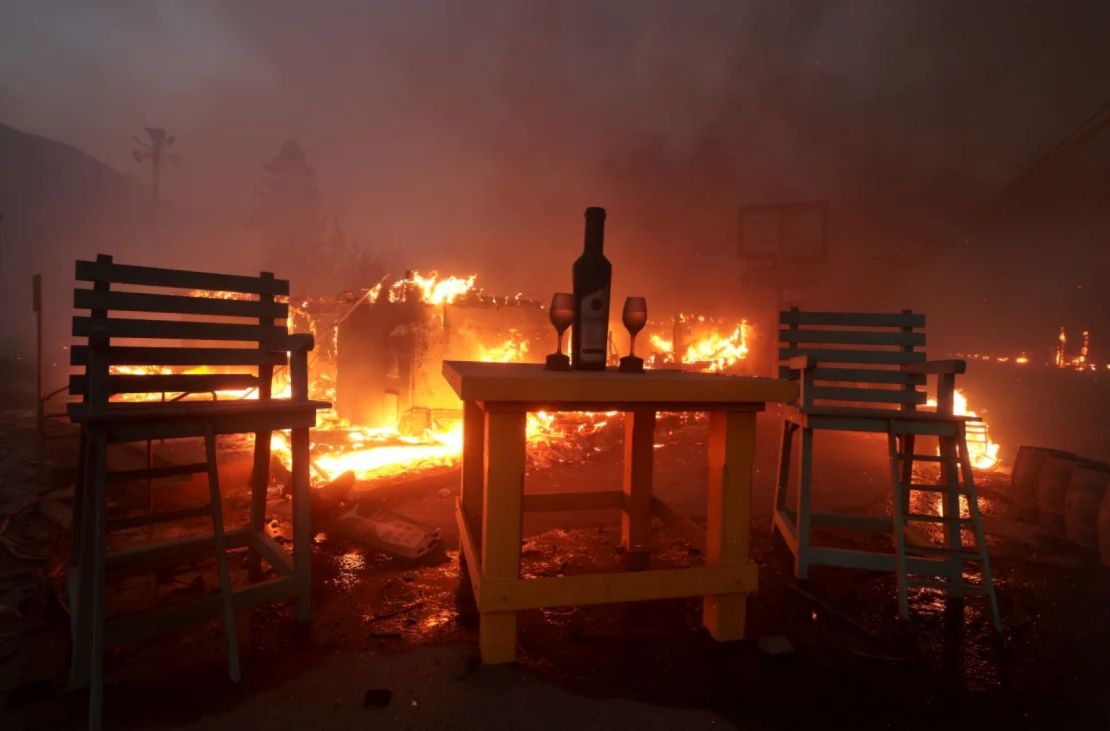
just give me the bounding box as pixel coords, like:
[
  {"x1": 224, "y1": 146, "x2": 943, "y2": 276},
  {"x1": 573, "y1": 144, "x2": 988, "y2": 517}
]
[
  {"x1": 261, "y1": 270, "x2": 764, "y2": 486},
  {"x1": 330, "y1": 272, "x2": 549, "y2": 430}
]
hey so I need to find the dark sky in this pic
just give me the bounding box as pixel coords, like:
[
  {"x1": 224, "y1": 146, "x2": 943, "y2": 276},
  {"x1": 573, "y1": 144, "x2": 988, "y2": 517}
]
[{"x1": 2, "y1": 0, "x2": 1108, "y2": 353}]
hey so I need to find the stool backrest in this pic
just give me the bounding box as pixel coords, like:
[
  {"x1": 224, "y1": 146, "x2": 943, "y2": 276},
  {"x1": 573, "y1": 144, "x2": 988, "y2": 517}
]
[
  {"x1": 778, "y1": 308, "x2": 928, "y2": 411},
  {"x1": 71, "y1": 254, "x2": 291, "y2": 407}
]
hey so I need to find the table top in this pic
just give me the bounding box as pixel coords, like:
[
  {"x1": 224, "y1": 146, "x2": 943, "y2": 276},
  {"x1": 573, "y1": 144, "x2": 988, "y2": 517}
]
[{"x1": 442, "y1": 361, "x2": 798, "y2": 406}]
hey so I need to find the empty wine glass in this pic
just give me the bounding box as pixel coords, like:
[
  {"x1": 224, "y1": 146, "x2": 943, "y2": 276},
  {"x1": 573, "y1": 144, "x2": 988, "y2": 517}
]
[
  {"x1": 546, "y1": 292, "x2": 574, "y2": 370},
  {"x1": 622, "y1": 297, "x2": 647, "y2": 357}
]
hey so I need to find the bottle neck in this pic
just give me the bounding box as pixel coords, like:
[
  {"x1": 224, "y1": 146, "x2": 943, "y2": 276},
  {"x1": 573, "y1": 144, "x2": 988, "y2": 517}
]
[{"x1": 583, "y1": 211, "x2": 606, "y2": 255}]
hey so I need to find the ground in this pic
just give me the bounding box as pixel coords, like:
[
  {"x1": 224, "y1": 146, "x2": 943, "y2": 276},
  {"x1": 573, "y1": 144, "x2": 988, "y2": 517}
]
[{"x1": 1, "y1": 403, "x2": 1108, "y2": 730}]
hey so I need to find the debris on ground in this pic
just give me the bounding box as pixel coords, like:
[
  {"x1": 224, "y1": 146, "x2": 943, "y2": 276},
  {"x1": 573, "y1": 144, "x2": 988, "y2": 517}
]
[
  {"x1": 328, "y1": 505, "x2": 441, "y2": 560},
  {"x1": 756, "y1": 635, "x2": 794, "y2": 655},
  {"x1": 362, "y1": 688, "x2": 393, "y2": 708}
]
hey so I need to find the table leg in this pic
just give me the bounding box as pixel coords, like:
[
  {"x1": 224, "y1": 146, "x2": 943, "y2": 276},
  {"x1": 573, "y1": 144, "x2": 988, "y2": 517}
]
[
  {"x1": 480, "y1": 409, "x2": 526, "y2": 663},
  {"x1": 703, "y1": 410, "x2": 756, "y2": 641},
  {"x1": 622, "y1": 409, "x2": 655, "y2": 567},
  {"x1": 460, "y1": 401, "x2": 485, "y2": 540}
]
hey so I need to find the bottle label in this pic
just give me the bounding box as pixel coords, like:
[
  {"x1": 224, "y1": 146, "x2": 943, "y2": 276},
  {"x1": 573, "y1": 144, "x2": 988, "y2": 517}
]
[{"x1": 579, "y1": 289, "x2": 608, "y2": 363}]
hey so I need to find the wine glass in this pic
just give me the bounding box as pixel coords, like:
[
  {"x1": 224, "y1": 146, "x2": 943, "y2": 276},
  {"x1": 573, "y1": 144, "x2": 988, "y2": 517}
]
[
  {"x1": 620, "y1": 297, "x2": 647, "y2": 372},
  {"x1": 622, "y1": 297, "x2": 647, "y2": 357},
  {"x1": 546, "y1": 292, "x2": 574, "y2": 370}
]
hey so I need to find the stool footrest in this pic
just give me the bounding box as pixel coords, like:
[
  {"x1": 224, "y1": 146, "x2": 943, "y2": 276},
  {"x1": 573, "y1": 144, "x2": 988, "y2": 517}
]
[
  {"x1": 907, "y1": 577, "x2": 990, "y2": 595},
  {"x1": 904, "y1": 542, "x2": 980, "y2": 559},
  {"x1": 107, "y1": 462, "x2": 209, "y2": 484},
  {"x1": 903, "y1": 513, "x2": 974, "y2": 525},
  {"x1": 107, "y1": 504, "x2": 213, "y2": 531}
]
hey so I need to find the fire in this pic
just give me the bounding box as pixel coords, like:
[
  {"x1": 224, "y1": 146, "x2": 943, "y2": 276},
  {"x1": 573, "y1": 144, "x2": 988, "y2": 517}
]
[
  {"x1": 926, "y1": 389, "x2": 1001, "y2": 470},
  {"x1": 650, "y1": 320, "x2": 750, "y2": 372},
  {"x1": 476, "y1": 330, "x2": 529, "y2": 363},
  {"x1": 271, "y1": 423, "x2": 462, "y2": 483},
  {"x1": 682, "y1": 322, "x2": 749, "y2": 372},
  {"x1": 98, "y1": 282, "x2": 758, "y2": 490},
  {"x1": 109, "y1": 365, "x2": 171, "y2": 376},
  {"x1": 366, "y1": 271, "x2": 477, "y2": 306},
  {"x1": 1055, "y1": 326, "x2": 1099, "y2": 371},
  {"x1": 649, "y1": 335, "x2": 673, "y2": 355}
]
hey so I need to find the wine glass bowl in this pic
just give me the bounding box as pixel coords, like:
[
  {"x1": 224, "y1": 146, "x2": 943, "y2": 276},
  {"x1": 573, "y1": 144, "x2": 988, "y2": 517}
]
[
  {"x1": 550, "y1": 292, "x2": 575, "y2": 333},
  {"x1": 546, "y1": 292, "x2": 574, "y2": 370}
]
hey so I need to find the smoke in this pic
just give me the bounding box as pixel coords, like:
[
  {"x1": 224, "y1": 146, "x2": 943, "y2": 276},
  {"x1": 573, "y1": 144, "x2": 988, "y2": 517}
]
[{"x1": 1, "y1": 0, "x2": 1108, "y2": 357}]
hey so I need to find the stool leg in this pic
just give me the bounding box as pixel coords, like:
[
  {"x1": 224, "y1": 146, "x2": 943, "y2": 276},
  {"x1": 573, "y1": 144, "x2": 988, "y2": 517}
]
[
  {"x1": 479, "y1": 409, "x2": 526, "y2": 663},
  {"x1": 248, "y1": 430, "x2": 272, "y2": 581},
  {"x1": 205, "y1": 428, "x2": 241, "y2": 683},
  {"x1": 887, "y1": 429, "x2": 910, "y2": 621},
  {"x1": 291, "y1": 426, "x2": 312, "y2": 622},
  {"x1": 703, "y1": 410, "x2": 756, "y2": 641},
  {"x1": 939, "y1": 433, "x2": 963, "y2": 582},
  {"x1": 771, "y1": 420, "x2": 794, "y2": 534},
  {"x1": 794, "y1": 426, "x2": 815, "y2": 580},
  {"x1": 898, "y1": 434, "x2": 915, "y2": 512},
  {"x1": 68, "y1": 430, "x2": 93, "y2": 689},
  {"x1": 87, "y1": 430, "x2": 109, "y2": 731}
]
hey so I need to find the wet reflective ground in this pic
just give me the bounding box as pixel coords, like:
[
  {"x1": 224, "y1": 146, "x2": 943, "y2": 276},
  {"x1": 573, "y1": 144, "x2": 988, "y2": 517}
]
[{"x1": 3, "y1": 411, "x2": 1109, "y2": 729}]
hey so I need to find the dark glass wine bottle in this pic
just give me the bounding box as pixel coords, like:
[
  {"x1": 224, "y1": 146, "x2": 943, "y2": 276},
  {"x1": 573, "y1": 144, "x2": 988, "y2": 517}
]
[{"x1": 571, "y1": 206, "x2": 612, "y2": 370}]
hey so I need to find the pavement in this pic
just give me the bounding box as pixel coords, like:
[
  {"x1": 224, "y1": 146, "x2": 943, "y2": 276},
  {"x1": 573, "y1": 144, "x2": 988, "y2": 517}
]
[{"x1": 2, "y1": 407, "x2": 1109, "y2": 730}]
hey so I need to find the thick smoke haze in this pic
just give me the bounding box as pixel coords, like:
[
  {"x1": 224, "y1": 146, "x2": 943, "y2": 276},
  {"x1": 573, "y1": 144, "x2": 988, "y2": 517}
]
[{"x1": 1, "y1": 0, "x2": 1108, "y2": 361}]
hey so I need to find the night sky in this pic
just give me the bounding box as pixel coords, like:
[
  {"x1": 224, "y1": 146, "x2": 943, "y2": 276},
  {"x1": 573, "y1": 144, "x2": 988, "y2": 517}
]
[{"x1": 1, "y1": 0, "x2": 1108, "y2": 356}]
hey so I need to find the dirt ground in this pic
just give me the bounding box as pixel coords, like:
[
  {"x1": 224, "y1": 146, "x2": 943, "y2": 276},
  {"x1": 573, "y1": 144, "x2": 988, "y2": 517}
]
[{"x1": 2, "y1": 406, "x2": 1108, "y2": 730}]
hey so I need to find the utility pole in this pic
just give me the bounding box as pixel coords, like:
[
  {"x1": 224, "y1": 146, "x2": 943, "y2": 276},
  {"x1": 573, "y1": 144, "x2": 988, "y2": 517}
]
[{"x1": 132, "y1": 127, "x2": 179, "y2": 226}]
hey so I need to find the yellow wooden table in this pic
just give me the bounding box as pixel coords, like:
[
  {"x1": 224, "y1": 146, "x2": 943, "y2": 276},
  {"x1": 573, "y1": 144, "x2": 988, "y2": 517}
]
[{"x1": 443, "y1": 361, "x2": 798, "y2": 663}]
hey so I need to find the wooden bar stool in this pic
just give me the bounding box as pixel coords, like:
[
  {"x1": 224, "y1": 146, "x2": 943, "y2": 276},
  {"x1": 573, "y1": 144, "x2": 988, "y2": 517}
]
[
  {"x1": 67, "y1": 255, "x2": 329, "y2": 730},
  {"x1": 771, "y1": 308, "x2": 1001, "y2": 630}
]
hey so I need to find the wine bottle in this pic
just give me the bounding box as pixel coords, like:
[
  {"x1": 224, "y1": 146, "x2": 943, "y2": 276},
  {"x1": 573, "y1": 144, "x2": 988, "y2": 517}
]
[{"x1": 571, "y1": 206, "x2": 612, "y2": 370}]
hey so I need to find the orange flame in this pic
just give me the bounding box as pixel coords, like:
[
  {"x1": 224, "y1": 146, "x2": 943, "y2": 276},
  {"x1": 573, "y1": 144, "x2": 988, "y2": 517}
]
[
  {"x1": 650, "y1": 320, "x2": 750, "y2": 372},
  {"x1": 926, "y1": 389, "x2": 1001, "y2": 470},
  {"x1": 476, "y1": 330, "x2": 529, "y2": 363},
  {"x1": 366, "y1": 271, "x2": 477, "y2": 306}
]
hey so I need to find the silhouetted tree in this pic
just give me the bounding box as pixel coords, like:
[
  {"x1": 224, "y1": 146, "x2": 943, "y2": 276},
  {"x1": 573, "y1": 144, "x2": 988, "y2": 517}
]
[
  {"x1": 253, "y1": 139, "x2": 325, "y2": 285},
  {"x1": 253, "y1": 140, "x2": 383, "y2": 294}
]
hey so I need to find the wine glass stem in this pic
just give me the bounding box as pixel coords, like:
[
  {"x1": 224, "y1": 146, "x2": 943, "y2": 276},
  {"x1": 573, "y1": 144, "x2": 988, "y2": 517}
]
[
  {"x1": 557, "y1": 331, "x2": 564, "y2": 355},
  {"x1": 629, "y1": 333, "x2": 636, "y2": 358}
]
